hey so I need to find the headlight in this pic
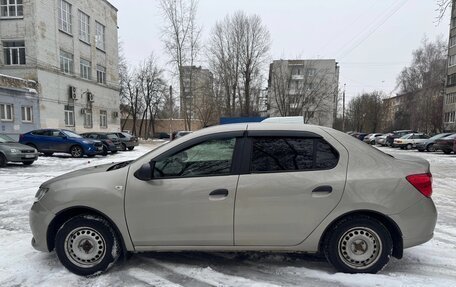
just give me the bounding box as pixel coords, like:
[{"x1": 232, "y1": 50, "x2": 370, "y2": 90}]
[
  {"x1": 35, "y1": 187, "x2": 49, "y2": 202},
  {"x1": 34, "y1": 149, "x2": 38, "y2": 153},
  {"x1": 82, "y1": 140, "x2": 90, "y2": 144},
  {"x1": 10, "y1": 148, "x2": 20, "y2": 153}
]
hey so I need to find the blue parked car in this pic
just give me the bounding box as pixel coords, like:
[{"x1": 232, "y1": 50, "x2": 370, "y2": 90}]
[{"x1": 19, "y1": 129, "x2": 104, "y2": 158}]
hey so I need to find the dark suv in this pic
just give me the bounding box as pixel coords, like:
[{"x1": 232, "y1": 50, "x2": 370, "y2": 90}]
[
  {"x1": 19, "y1": 129, "x2": 103, "y2": 158},
  {"x1": 81, "y1": 132, "x2": 122, "y2": 155},
  {"x1": 386, "y1": 130, "x2": 416, "y2": 147}
]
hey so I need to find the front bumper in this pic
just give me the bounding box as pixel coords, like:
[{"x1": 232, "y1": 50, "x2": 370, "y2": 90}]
[
  {"x1": 29, "y1": 201, "x2": 55, "y2": 252},
  {"x1": 390, "y1": 197, "x2": 437, "y2": 249},
  {"x1": 84, "y1": 145, "x2": 103, "y2": 155},
  {"x1": 7, "y1": 152, "x2": 40, "y2": 162}
]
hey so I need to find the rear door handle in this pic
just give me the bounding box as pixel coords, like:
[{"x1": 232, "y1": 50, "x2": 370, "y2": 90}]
[
  {"x1": 209, "y1": 189, "x2": 229, "y2": 200},
  {"x1": 312, "y1": 186, "x2": 333, "y2": 193}
]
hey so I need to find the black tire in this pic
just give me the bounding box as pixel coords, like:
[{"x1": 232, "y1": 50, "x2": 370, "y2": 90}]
[
  {"x1": 418, "y1": 149, "x2": 424, "y2": 152},
  {"x1": 55, "y1": 215, "x2": 120, "y2": 276},
  {"x1": 70, "y1": 145, "x2": 84, "y2": 158},
  {"x1": 406, "y1": 144, "x2": 413, "y2": 150},
  {"x1": 111, "y1": 150, "x2": 118, "y2": 154},
  {"x1": 0, "y1": 153, "x2": 6, "y2": 167},
  {"x1": 43, "y1": 152, "x2": 54, "y2": 157},
  {"x1": 102, "y1": 146, "x2": 108, "y2": 156},
  {"x1": 323, "y1": 215, "x2": 393, "y2": 274},
  {"x1": 426, "y1": 144, "x2": 435, "y2": 152},
  {"x1": 120, "y1": 143, "x2": 127, "y2": 152},
  {"x1": 127, "y1": 147, "x2": 134, "y2": 151},
  {"x1": 22, "y1": 161, "x2": 34, "y2": 166},
  {"x1": 443, "y1": 149, "x2": 452, "y2": 154}
]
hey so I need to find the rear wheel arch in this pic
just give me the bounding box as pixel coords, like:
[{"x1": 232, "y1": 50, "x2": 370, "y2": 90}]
[
  {"x1": 46, "y1": 206, "x2": 128, "y2": 259},
  {"x1": 319, "y1": 210, "x2": 403, "y2": 259}
]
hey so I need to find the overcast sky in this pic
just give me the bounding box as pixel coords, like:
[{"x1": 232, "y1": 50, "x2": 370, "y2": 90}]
[{"x1": 109, "y1": 0, "x2": 450, "y2": 101}]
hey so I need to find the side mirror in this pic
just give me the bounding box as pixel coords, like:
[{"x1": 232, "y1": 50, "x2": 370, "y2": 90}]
[{"x1": 134, "y1": 162, "x2": 154, "y2": 181}]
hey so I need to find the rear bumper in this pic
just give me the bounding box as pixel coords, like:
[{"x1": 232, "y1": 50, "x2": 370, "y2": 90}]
[{"x1": 390, "y1": 197, "x2": 437, "y2": 249}]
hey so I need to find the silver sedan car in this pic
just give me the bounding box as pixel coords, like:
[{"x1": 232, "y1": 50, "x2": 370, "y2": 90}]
[{"x1": 30, "y1": 123, "x2": 437, "y2": 276}]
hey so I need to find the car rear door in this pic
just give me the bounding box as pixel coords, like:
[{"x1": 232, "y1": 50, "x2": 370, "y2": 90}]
[
  {"x1": 234, "y1": 131, "x2": 348, "y2": 246},
  {"x1": 125, "y1": 132, "x2": 244, "y2": 247}
]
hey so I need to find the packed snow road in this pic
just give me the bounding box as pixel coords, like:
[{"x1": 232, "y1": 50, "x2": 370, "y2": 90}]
[{"x1": 0, "y1": 145, "x2": 455, "y2": 286}]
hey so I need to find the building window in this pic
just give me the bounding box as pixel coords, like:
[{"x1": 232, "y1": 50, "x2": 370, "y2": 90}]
[
  {"x1": 64, "y1": 105, "x2": 74, "y2": 126},
  {"x1": 100, "y1": 110, "x2": 107, "y2": 128},
  {"x1": 446, "y1": 93, "x2": 456, "y2": 105},
  {"x1": 60, "y1": 50, "x2": 73, "y2": 74},
  {"x1": 80, "y1": 59, "x2": 91, "y2": 80},
  {"x1": 0, "y1": 0, "x2": 23, "y2": 18},
  {"x1": 449, "y1": 55, "x2": 456, "y2": 67},
  {"x1": 95, "y1": 21, "x2": 105, "y2": 50},
  {"x1": 451, "y1": 36, "x2": 456, "y2": 48},
  {"x1": 0, "y1": 104, "x2": 13, "y2": 121},
  {"x1": 452, "y1": 18, "x2": 456, "y2": 29},
  {"x1": 84, "y1": 109, "x2": 93, "y2": 128},
  {"x1": 307, "y1": 68, "x2": 316, "y2": 77},
  {"x1": 444, "y1": 111, "x2": 456, "y2": 123},
  {"x1": 59, "y1": 0, "x2": 72, "y2": 34},
  {"x1": 3, "y1": 41, "x2": 25, "y2": 65},
  {"x1": 96, "y1": 65, "x2": 106, "y2": 84},
  {"x1": 21, "y1": 106, "x2": 33, "y2": 123},
  {"x1": 448, "y1": 73, "x2": 456, "y2": 87},
  {"x1": 78, "y1": 10, "x2": 90, "y2": 43}
]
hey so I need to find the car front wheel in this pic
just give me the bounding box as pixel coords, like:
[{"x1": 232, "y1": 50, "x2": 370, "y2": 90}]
[
  {"x1": 0, "y1": 154, "x2": 6, "y2": 167},
  {"x1": 120, "y1": 143, "x2": 127, "y2": 151},
  {"x1": 426, "y1": 144, "x2": 435, "y2": 152},
  {"x1": 55, "y1": 215, "x2": 120, "y2": 276},
  {"x1": 127, "y1": 147, "x2": 134, "y2": 151},
  {"x1": 70, "y1": 146, "x2": 84, "y2": 158},
  {"x1": 324, "y1": 215, "x2": 393, "y2": 274}
]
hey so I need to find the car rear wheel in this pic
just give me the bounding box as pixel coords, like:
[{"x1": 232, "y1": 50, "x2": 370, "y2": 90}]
[
  {"x1": 55, "y1": 215, "x2": 120, "y2": 276},
  {"x1": 406, "y1": 144, "x2": 413, "y2": 150},
  {"x1": 22, "y1": 161, "x2": 34, "y2": 166},
  {"x1": 324, "y1": 215, "x2": 393, "y2": 274},
  {"x1": 70, "y1": 146, "x2": 84, "y2": 158},
  {"x1": 0, "y1": 154, "x2": 6, "y2": 167},
  {"x1": 127, "y1": 147, "x2": 134, "y2": 151},
  {"x1": 120, "y1": 143, "x2": 127, "y2": 151},
  {"x1": 426, "y1": 144, "x2": 435, "y2": 152}
]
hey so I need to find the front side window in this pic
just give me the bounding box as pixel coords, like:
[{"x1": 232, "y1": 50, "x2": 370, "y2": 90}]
[
  {"x1": 21, "y1": 106, "x2": 32, "y2": 122},
  {"x1": 100, "y1": 110, "x2": 107, "y2": 128},
  {"x1": 64, "y1": 105, "x2": 74, "y2": 126},
  {"x1": 251, "y1": 137, "x2": 338, "y2": 173},
  {"x1": 95, "y1": 21, "x2": 105, "y2": 50},
  {"x1": 80, "y1": 59, "x2": 91, "y2": 80},
  {"x1": 59, "y1": 0, "x2": 72, "y2": 34},
  {"x1": 3, "y1": 41, "x2": 25, "y2": 65},
  {"x1": 78, "y1": 10, "x2": 90, "y2": 43},
  {"x1": 0, "y1": 0, "x2": 23, "y2": 18},
  {"x1": 0, "y1": 103, "x2": 13, "y2": 121},
  {"x1": 154, "y1": 138, "x2": 236, "y2": 178},
  {"x1": 60, "y1": 50, "x2": 73, "y2": 74},
  {"x1": 96, "y1": 65, "x2": 106, "y2": 84}
]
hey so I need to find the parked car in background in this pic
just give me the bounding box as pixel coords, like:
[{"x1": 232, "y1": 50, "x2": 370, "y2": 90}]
[
  {"x1": 154, "y1": 132, "x2": 170, "y2": 140},
  {"x1": 172, "y1": 131, "x2": 193, "y2": 140},
  {"x1": 416, "y1": 133, "x2": 454, "y2": 152},
  {"x1": 19, "y1": 129, "x2": 103, "y2": 158},
  {"x1": 112, "y1": 132, "x2": 139, "y2": 151},
  {"x1": 351, "y1": 132, "x2": 368, "y2": 140},
  {"x1": 363, "y1": 133, "x2": 383, "y2": 145},
  {"x1": 393, "y1": 133, "x2": 430, "y2": 150},
  {"x1": 386, "y1": 130, "x2": 416, "y2": 147},
  {"x1": 434, "y1": 134, "x2": 456, "y2": 154},
  {"x1": 376, "y1": 134, "x2": 390, "y2": 146},
  {"x1": 81, "y1": 133, "x2": 122, "y2": 156},
  {"x1": 30, "y1": 123, "x2": 437, "y2": 276},
  {"x1": 0, "y1": 134, "x2": 40, "y2": 167}
]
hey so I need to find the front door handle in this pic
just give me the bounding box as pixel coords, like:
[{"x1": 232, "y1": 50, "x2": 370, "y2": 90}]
[
  {"x1": 312, "y1": 186, "x2": 333, "y2": 193},
  {"x1": 209, "y1": 189, "x2": 229, "y2": 200}
]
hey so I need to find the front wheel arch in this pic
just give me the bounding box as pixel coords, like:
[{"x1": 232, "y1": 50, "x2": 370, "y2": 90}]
[
  {"x1": 47, "y1": 207, "x2": 128, "y2": 260},
  {"x1": 318, "y1": 210, "x2": 403, "y2": 259}
]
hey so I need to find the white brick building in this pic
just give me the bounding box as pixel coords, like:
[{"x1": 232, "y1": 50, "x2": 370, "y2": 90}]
[{"x1": 0, "y1": 0, "x2": 120, "y2": 132}]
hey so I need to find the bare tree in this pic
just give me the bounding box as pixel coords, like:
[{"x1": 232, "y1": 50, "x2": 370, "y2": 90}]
[
  {"x1": 159, "y1": 0, "x2": 201, "y2": 130},
  {"x1": 346, "y1": 92, "x2": 384, "y2": 133},
  {"x1": 437, "y1": 0, "x2": 453, "y2": 22},
  {"x1": 270, "y1": 61, "x2": 337, "y2": 124}
]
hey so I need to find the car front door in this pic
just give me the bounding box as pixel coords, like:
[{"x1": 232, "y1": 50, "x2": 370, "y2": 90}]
[
  {"x1": 234, "y1": 132, "x2": 348, "y2": 246},
  {"x1": 125, "y1": 133, "x2": 243, "y2": 247}
]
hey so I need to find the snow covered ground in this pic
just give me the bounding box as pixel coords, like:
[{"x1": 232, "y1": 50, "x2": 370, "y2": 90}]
[{"x1": 0, "y1": 145, "x2": 455, "y2": 286}]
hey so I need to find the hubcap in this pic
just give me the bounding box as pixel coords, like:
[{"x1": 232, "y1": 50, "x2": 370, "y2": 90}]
[
  {"x1": 72, "y1": 147, "x2": 82, "y2": 157},
  {"x1": 338, "y1": 227, "x2": 382, "y2": 270},
  {"x1": 64, "y1": 227, "x2": 106, "y2": 268}
]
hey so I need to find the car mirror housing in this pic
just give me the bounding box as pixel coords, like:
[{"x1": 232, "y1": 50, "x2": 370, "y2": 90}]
[{"x1": 134, "y1": 162, "x2": 154, "y2": 181}]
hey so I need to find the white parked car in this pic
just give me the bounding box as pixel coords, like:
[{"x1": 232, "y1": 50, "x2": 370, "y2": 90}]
[
  {"x1": 363, "y1": 133, "x2": 383, "y2": 145},
  {"x1": 393, "y1": 133, "x2": 430, "y2": 150}
]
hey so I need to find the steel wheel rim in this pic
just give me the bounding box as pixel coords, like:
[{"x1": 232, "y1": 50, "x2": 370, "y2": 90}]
[
  {"x1": 72, "y1": 147, "x2": 82, "y2": 157},
  {"x1": 64, "y1": 227, "x2": 106, "y2": 268},
  {"x1": 338, "y1": 227, "x2": 382, "y2": 270},
  {"x1": 428, "y1": 144, "x2": 435, "y2": 152}
]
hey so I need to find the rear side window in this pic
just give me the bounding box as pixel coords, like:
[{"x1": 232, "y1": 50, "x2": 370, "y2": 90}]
[{"x1": 251, "y1": 137, "x2": 338, "y2": 173}]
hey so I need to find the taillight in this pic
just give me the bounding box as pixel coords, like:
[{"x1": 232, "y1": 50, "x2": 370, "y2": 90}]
[{"x1": 406, "y1": 173, "x2": 433, "y2": 198}]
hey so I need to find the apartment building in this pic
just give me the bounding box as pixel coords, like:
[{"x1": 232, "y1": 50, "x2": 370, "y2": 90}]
[
  {"x1": 0, "y1": 0, "x2": 120, "y2": 132},
  {"x1": 445, "y1": 1, "x2": 456, "y2": 131},
  {"x1": 267, "y1": 59, "x2": 339, "y2": 128}
]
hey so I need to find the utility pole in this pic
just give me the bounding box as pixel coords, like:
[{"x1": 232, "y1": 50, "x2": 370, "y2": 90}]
[
  {"x1": 342, "y1": 83, "x2": 346, "y2": 132},
  {"x1": 169, "y1": 85, "x2": 173, "y2": 138}
]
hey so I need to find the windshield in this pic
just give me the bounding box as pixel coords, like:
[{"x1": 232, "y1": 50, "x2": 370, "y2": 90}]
[
  {"x1": 63, "y1": 130, "x2": 83, "y2": 138},
  {"x1": 443, "y1": 134, "x2": 456, "y2": 140},
  {"x1": 399, "y1": 134, "x2": 412, "y2": 139},
  {"x1": 429, "y1": 133, "x2": 450, "y2": 140},
  {"x1": 0, "y1": 134, "x2": 15, "y2": 143},
  {"x1": 107, "y1": 134, "x2": 118, "y2": 140}
]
